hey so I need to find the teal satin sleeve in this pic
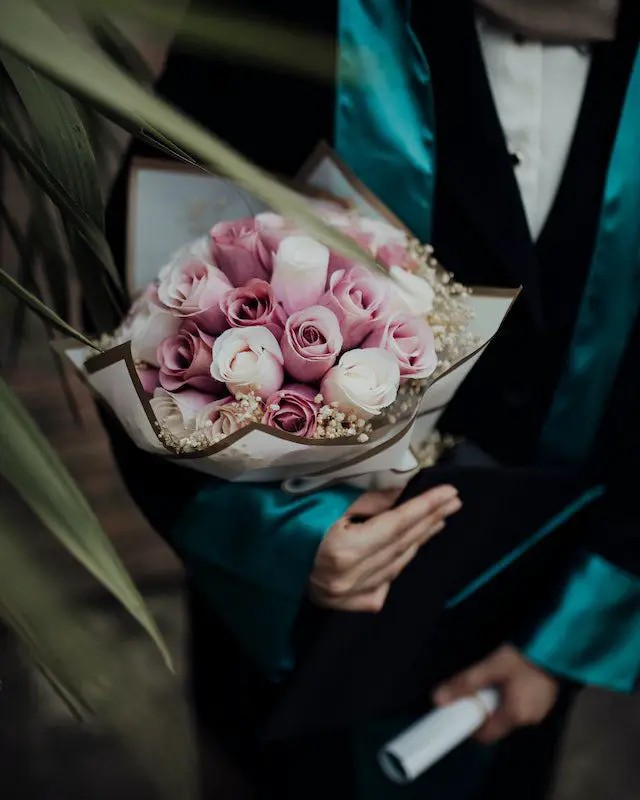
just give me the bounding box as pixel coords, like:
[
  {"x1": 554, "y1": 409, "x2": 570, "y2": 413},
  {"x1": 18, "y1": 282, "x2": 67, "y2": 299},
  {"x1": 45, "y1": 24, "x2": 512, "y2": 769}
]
[
  {"x1": 524, "y1": 552, "x2": 640, "y2": 692},
  {"x1": 172, "y1": 480, "x2": 360, "y2": 680}
]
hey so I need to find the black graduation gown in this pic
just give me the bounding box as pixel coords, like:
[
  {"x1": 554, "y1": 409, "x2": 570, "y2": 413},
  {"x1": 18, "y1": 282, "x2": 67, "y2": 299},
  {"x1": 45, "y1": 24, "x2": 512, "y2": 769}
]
[{"x1": 99, "y1": 1, "x2": 640, "y2": 796}]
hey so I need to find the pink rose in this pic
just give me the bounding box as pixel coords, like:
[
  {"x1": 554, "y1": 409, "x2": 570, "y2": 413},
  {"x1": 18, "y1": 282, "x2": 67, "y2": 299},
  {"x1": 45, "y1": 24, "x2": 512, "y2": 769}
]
[
  {"x1": 321, "y1": 348, "x2": 400, "y2": 419},
  {"x1": 150, "y1": 388, "x2": 217, "y2": 438},
  {"x1": 157, "y1": 239, "x2": 232, "y2": 335},
  {"x1": 210, "y1": 218, "x2": 272, "y2": 286},
  {"x1": 127, "y1": 283, "x2": 181, "y2": 367},
  {"x1": 350, "y1": 218, "x2": 417, "y2": 272},
  {"x1": 363, "y1": 313, "x2": 438, "y2": 380},
  {"x1": 157, "y1": 320, "x2": 222, "y2": 394},
  {"x1": 211, "y1": 326, "x2": 284, "y2": 398},
  {"x1": 281, "y1": 306, "x2": 343, "y2": 383},
  {"x1": 271, "y1": 235, "x2": 330, "y2": 314},
  {"x1": 195, "y1": 397, "x2": 246, "y2": 441},
  {"x1": 263, "y1": 384, "x2": 318, "y2": 438},
  {"x1": 320, "y1": 265, "x2": 390, "y2": 349},
  {"x1": 220, "y1": 278, "x2": 287, "y2": 340},
  {"x1": 135, "y1": 364, "x2": 160, "y2": 394}
]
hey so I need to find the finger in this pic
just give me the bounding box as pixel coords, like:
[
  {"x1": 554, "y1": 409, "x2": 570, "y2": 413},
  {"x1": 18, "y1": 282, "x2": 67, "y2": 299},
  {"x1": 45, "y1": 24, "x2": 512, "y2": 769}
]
[
  {"x1": 318, "y1": 582, "x2": 391, "y2": 613},
  {"x1": 433, "y1": 655, "x2": 509, "y2": 706},
  {"x1": 351, "y1": 510, "x2": 450, "y2": 591},
  {"x1": 352, "y1": 543, "x2": 421, "y2": 593},
  {"x1": 475, "y1": 712, "x2": 513, "y2": 744},
  {"x1": 360, "y1": 494, "x2": 461, "y2": 583},
  {"x1": 367, "y1": 485, "x2": 459, "y2": 550},
  {"x1": 345, "y1": 489, "x2": 403, "y2": 522},
  {"x1": 414, "y1": 496, "x2": 462, "y2": 545}
]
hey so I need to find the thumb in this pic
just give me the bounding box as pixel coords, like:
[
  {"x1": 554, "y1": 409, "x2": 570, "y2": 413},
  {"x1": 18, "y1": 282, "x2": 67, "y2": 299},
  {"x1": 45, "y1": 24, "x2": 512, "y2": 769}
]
[{"x1": 433, "y1": 650, "x2": 510, "y2": 706}]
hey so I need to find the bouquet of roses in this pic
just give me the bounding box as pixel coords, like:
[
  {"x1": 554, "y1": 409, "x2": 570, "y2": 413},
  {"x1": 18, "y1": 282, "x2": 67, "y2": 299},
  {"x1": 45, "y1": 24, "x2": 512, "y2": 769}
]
[{"x1": 64, "y1": 155, "x2": 515, "y2": 494}]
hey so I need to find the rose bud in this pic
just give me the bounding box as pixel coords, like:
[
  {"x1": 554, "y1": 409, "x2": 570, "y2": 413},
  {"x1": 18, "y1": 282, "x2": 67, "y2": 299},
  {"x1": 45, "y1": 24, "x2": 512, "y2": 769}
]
[
  {"x1": 271, "y1": 235, "x2": 330, "y2": 314},
  {"x1": 210, "y1": 217, "x2": 272, "y2": 286},
  {"x1": 157, "y1": 237, "x2": 232, "y2": 334},
  {"x1": 281, "y1": 306, "x2": 343, "y2": 383},
  {"x1": 150, "y1": 388, "x2": 216, "y2": 438},
  {"x1": 263, "y1": 384, "x2": 319, "y2": 438},
  {"x1": 220, "y1": 278, "x2": 287, "y2": 340},
  {"x1": 363, "y1": 313, "x2": 438, "y2": 380},
  {"x1": 157, "y1": 320, "x2": 222, "y2": 394},
  {"x1": 211, "y1": 326, "x2": 284, "y2": 399},
  {"x1": 321, "y1": 347, "x2": 400, "y2": 420},
  {"x1": 320, "y1": 264, "x2": 389, "y2": 349}
]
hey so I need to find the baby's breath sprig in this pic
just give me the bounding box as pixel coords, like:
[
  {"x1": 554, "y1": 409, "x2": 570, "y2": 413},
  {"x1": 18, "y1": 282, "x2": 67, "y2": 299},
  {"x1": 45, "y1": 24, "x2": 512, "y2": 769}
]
[
  {"x1": 312, "y1": 394, "x2": 372, "y2": 442},
  {"x1": 407, "y1": 240, "x2": 480, "y2": 375},
  {"x1": 413, "y1": 430, "x2": 458, "y2": 468}
]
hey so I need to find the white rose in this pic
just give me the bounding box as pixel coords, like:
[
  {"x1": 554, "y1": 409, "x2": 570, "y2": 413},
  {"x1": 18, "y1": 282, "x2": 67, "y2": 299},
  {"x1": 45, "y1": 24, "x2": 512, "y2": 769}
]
[
  {"x1": 388, "y1": 265, "x2": 435, "y2": 316},
  {"x1": 321, "y1": 347, "x2": 400, "y2": 420},
  {"x1": 157, "y1": 236, "x2": 210, "y2": 282},
  {"x1": 195, "y1": 397, "x2": 244, "y2": 442},
  {"x1": 271, "y1": 235, "x2": 330, "y2": 314},
  {"x1": 211, "y1": 326, "x2": 284, "y2": 399},
  {"x1": 150, "y1": 388, "x2": 213, "y2": 438},
  {"x1": 129, "y1": 296, "x2": 181, "y2": 366}
]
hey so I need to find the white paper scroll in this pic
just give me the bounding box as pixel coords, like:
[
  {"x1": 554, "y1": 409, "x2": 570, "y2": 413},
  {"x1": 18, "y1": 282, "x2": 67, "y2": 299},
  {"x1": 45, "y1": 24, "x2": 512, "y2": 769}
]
[{"x1": 378, "y1": 689, "x2": 499, "y2": 784}]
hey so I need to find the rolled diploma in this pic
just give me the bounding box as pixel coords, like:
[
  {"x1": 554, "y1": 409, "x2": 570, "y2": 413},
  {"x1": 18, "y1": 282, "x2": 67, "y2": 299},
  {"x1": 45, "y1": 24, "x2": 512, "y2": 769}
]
[{"x1": 378, "y1": 689, "x2": 499, "y2": 784}]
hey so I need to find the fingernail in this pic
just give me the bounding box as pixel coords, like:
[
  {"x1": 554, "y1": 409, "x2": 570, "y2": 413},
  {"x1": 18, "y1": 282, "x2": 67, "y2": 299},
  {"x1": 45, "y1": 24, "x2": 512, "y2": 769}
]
[
  {"x1": 438, "y1": 486, "x2": 459, "y2": 502},
  {"x1": 433, "y1": 688, "x2": 450, "y2": 705},
  {"x1": 446, "y1": 497, "x2": 463, "y2": 514}
]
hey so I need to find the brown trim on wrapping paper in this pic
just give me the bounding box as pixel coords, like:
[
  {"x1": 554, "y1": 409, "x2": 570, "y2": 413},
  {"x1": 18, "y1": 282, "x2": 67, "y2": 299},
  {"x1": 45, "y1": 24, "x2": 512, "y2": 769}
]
[
  {"x1": 81, "y1": 341, "x2": 414, "y2": 459},
  {"x1": 296, "y1": 141, "x2": 412, "y2": 233},
  {"x1": 415, "y1": 402, "x2": 449, "y2": 420},
  {"x1": 296, "y1": 413, "x2": 417, "y2": 480},
  {"x1": 469, "y1": 285, "x2": 524, "y2": 298},
  {"x1": 281, "y1": 419, "x2": 421, "y2": 496}
]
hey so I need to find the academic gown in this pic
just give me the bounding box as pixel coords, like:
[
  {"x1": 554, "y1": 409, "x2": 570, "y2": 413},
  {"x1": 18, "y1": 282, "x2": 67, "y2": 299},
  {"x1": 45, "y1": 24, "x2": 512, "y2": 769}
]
[{"x1": 100, "y1": 1, "x2": 640, "y2": 797}]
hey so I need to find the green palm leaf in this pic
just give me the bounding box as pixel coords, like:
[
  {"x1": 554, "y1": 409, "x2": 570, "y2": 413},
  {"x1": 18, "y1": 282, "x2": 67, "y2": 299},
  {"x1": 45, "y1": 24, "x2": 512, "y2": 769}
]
[
  {"x1": 0, "y1": 262, "x2": 99, "y2": 350},
  {"x1": 1, "y1": 53, "x2": 123, "y2": 331},
  {"x1": 0, "y1": 0, "x2": 383, "y2": 277},
  {"x1": 0, "y1": 523, "x2": 196, "y2": 799},
  {"x1": 0, "y1": 376, "x2": 171, "y2": 668}
]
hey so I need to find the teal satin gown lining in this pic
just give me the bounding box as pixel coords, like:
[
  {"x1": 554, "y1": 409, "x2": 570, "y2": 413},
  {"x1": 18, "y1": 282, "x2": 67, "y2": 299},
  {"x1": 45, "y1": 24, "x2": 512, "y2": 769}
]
[
  {"x1": 526, "y1": 46, "x2": 640, "y2": 691},
  {"x1": 538, "y1": 46, "x2": 640, "y2": 466},
  {"x1": 335, "y1": 0, "x2": 436, "y2": 242},
  {"x1": 174, "y1": 479, "x2": 359, "y2": 679},
  {"x1": 525, "y1": 552, "x2": 640, "y2": 692}
]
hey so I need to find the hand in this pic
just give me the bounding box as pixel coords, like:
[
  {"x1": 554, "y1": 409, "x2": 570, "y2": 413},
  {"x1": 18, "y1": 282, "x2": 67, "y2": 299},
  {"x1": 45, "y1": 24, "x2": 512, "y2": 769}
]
[
  {"x1": 433, "y1": 644, "x2": 559, "y2": 744},
  {"x1": 309, "y1": 485, "x2": 461, "y2": 612}
]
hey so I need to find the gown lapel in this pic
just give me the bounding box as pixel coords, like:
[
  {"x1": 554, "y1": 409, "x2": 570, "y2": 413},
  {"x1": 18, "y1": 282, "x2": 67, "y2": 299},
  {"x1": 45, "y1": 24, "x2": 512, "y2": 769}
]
[{"x1": 410, "y1": 0, "x2": 543, "y2": 325}]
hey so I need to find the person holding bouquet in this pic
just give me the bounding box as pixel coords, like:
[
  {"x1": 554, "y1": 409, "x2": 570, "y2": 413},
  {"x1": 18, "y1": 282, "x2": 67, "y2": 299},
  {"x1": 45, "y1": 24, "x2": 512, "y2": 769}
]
[{"x1": 100, "y1": 0, "x2": 640, "y2": 798}]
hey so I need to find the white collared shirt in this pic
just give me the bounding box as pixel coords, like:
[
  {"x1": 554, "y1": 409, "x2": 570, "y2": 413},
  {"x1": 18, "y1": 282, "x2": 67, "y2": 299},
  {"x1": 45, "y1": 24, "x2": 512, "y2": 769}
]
[{"x1": 476, "y1": 16, "x2": 592, "y2": 240}]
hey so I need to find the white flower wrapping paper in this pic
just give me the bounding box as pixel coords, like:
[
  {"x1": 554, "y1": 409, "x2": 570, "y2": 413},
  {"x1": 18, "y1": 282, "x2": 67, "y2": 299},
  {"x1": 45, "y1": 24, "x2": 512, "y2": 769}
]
[{"x1": 63, "y1": 147, "x2": 517, "y2": 494}]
